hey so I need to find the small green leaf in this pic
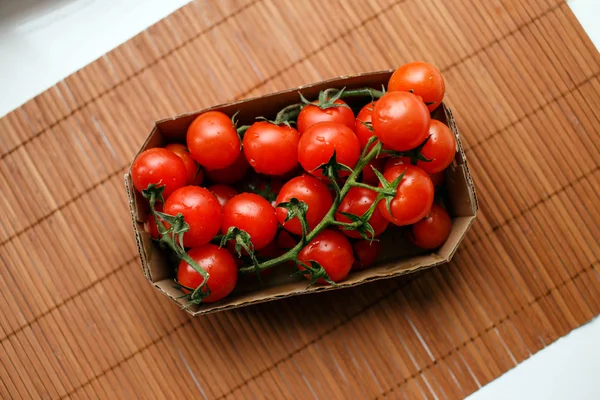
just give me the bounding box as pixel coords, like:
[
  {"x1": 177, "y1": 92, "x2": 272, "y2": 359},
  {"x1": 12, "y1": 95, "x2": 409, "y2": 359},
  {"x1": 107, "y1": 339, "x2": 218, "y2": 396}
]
[
  {"x1": 318, "y1": 150, "x2": 353, "y2": 182},
  {"x1": 277, "y1": 198, "x2": 309, "y2": 224},
  {"x1": 295, "y1": 260, "x2": 337, "y2": 288},
  {"x1": 359, "y1": 120, "x2": 374, "y2": 132},
  {"x1": 141, "y1": 183, "x2": 165, "y2": 204}
]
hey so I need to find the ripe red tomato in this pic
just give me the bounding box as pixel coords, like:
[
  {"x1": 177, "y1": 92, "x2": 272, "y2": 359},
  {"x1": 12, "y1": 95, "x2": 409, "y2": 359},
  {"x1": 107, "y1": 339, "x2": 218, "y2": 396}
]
[
  {"x1": 144, "y1": 203, "x2": 162, "y2": 240},
  {"x1": 297, "y1": 229, "x2": 354, "y2": 284},
  {"x1": 361, "y1": 158, "x2": 386, "y2": 186},
  {"x1": 297, "y1": 99, "x2": 355, "y2": 134},
  {"x1": 208, "y1": 184, "x2": 237, "y2": 207},
  {"x1": 335, "y1": 187, "x2": 389, "y2": 239},
  {"x1": 205, "y1": 152, "x2": 249, "y2": 185},
  {"x1": 409, "y1": 203, "x2": 452, "y2": 249},
  {"x1": 384, "y1": 156, "x2": 407, "y2": 172},
  {"x1": 187, "y1": 111, "x2": 240, "y2": 170},
  {"x1": 222, "y1": 193, "x2": 278, "y2": 250},
  {"x1": 164, "y1": 143, "x2": 200, "y2": 185},
  {"x1": 163, "y1": 186, "x2": 222, "y2": 247},
  {"x1": 373, "y1": 91, "x2": 431, "y2": 152},
  {"x1": 131, "y1": 147, "x2": 187, "y2": 199},
  {"x1": 378, "y1": 164, "x2": 434, "y2": 226},
  {"x1": 352, "y1": 240, "x2": 381, "y2": 270},
  {"x1": 416, "y1": 120, "x2": 456, "y2": 174},
  {"x1": 275, "y1": 175, "x2": 333, "y2": 236},
  {"x1": 354, "y1": 101, "x2": 377, "y2": 151},
  {"x1": 243, "y1": 121, "x2": 300, "y2": 175},
  {"x1": 388, "y1": 61, "x2": 445, "y2": 112},
  {"x1": 277, "y1": 230, "x2": 298, "y2": 252},
  {"x1": 177, "y1": 244, "x2": 237, "y2": 303},
  {"x1": 298, "y1": 122, "x2": 361, "y2": 179}
]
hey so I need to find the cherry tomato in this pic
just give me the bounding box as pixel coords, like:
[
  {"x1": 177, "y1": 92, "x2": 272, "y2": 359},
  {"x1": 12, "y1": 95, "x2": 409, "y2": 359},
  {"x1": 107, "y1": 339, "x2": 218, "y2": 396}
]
[
  {"x1": 409, "y1": 203, "x2": 452, "y2": 249},
  {"x1": 388, "y1": 61, "x2": 445, "y2": 112},
  {"x1": 352, "y1": 240, "x2": 381, "y2": 270},
  {"x1": 378, "y1": 164, "x2": 434, "y2": 226},
  {"x1": 277, "y1": 230, "x2": 298, "y2": 252},
  {"x1": 361, "y1": 158, "x2": 386, "y2": 186},
  {"x1": 335, "y1": 187, "x2": 389, "y2": 239},
  {"x1": 205, "y1": 152, "x2": 249, "y2": 185},
  {"x1": 355, "y1": 101, "x2": 377, "y2": 151},
  {"x1": 208, "y1": 184, "x2": 237, "y2": 207},
  {"x1": 243, "y1": 121, "x2": 300, "y2": 175},
  {"x1": 222, "y1": 193, "x2": 278, "y2": 250},
  {"x1": 164, "y1": 143, "x2": 200, "y2": 185},
  {"x1": 430, "y1": 171, "x2": 445, "y2": 187},
  {"x1": 415, "y1": 120, "x2": 456, "y2": 174},
  {"x1": 298, "y1": 121, "x2": 361, "y2": 179},
  {"x1": 190, "y1": 168, "x2": 205, "y2": 186},
  {"x1": 187, "y1": 111, "x2": 241, "y2": 170},
  {"x1": 384, "y1": 156, "x2": 408, "y2": 172},
  {"x1": 177, "y1": 244, "x2": 237, "y2": 303},
  {"x1": 297, "y1": 99, "x2": 355, "y2": 134},
  {"x1": 144, "y1": 203, "x2": 163, "y2": 240},
  {"x1": 275, "y1": 175, "x2": 333, "y2": 236},
  {"x1": 163, "y1": 186, "x2": 222, "y2": 247},
  {"x1": 373, "y1": 91, "x2": 431, "y2": 152},
  {"x1": 131, "y1": 148, "x2": 187, "y2": 199},
  {"x1": 297, "y1": 229, "x2": 354, "y2": 284}
]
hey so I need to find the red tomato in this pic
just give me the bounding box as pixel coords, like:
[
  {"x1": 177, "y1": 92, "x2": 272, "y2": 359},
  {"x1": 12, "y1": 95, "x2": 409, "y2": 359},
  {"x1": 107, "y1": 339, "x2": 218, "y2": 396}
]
[
  {"x1": 297, "y1": 229, "x2": 354, "y2": 284},
  {"x1": 131, "y1": 148, "x2": 187, "y2": 199},
  {"x1": 335, "y1": 187, "x2": 389, "y2": 239},
  {"x1": 205, "y1": 152, "x2": 249, "y2": 185},
  {"x1": 163, "y1": 186, "x2": 222, "y2": 247},
  {"x1": 373, "y1": 91, "x2": 431, "y2": 152},
  {"x1": 190, "y1": 168, "x2": 204, "y2": 186},
  {"x1": 378, "y1": 164, "x2": 434, "y2": 226},
  {"x1": 277, "y1": 230, "x2": 298, "y2": 252},
  {"x1": 352, "y1": 240, "x2": 382, "y2": 270},
  {"x1": 416, "y1": 120, "x2": 456, "y2": 174},
  {"x1": 243, "y1": 121, "x2": 300, "y2": 175},
  {"x1": 144, "y1": 203, "x2": 163, "y2": 240},
  {"x1": 354, "y1": 101, "x2": 377, "y2": 151},
  {"x1": 164, "y1": 143, "x2": 200, "y2": 185},
  {"x1": 384, "y1": 156, "x2": 408, "y2": 172},
  {"x1": 222, "y1": 193, "x2": 278, "y2": 250},
  {"x1": 388, "y1": 61, "x2": 445, "y2": 112},
  {"x1": 429, "y1": 171, "x2": 445, "y2": 187},
  {"x1": 410, "y1": 203, "x2": 452, "y2": 249},
  {"x1": 187, "y1": 111, "x2": 241, "y2": 170},
  {"x1": 361, "y1": 158, "x2": 386, "y2": 186},
  {"x1": 298, "y1": 122, "x2": 361, "y2": 179},
  {"x1": 177, "y1": 244, "x2": 237, "y2": 303},
  {"x1": 275, "y1": 175, "x2": 333, "y2": 236},
  {"x1": 208, "y1": 184, "x2": 237, "y2": 207},
  {"x1": 297, "y1": 99, "x2": 355, "y2": 134}
]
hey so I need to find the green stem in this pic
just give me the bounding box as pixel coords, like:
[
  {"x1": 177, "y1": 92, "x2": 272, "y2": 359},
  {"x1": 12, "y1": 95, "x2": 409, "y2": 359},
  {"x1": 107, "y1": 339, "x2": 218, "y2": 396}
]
[{"x1": 339, "y1": 87, "x2": 384, "y2": 99}]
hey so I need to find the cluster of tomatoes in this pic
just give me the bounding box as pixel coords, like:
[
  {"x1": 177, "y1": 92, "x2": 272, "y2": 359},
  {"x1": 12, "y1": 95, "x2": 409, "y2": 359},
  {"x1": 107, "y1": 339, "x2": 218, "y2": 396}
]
[{"x1": 131, "y1": 61, "x2": 456, "y2": 305}]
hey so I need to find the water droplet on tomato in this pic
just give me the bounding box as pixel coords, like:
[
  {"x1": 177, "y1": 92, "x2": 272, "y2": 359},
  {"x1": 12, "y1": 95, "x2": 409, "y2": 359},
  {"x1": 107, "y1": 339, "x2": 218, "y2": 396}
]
[{"x1": 316, "y1": 136, "x2": 325, "y2": 142}]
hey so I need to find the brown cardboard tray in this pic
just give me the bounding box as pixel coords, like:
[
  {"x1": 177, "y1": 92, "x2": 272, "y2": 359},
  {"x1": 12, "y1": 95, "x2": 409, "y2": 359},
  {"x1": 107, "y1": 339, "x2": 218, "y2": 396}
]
[{"x1": 124, "y1": 70, "x2": 478, "y2": 316}]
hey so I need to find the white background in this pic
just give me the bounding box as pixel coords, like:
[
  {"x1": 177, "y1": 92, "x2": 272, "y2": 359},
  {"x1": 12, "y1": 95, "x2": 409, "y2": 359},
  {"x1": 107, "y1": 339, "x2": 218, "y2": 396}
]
[{"x1": 0, "y1": 0, "x2": 598, "y2": 398}]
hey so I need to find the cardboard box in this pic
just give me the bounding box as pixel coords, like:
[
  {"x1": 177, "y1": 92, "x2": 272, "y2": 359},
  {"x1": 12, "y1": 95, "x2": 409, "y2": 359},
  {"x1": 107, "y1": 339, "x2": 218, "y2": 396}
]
[{"x1": 124, "y1": 70, "x2": 478, "y2": 316}]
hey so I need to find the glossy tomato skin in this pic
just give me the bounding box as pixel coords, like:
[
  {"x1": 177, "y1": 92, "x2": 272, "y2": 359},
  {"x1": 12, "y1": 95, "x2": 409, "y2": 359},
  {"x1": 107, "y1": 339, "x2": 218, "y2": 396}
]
[
  {"x1": 164, "y1": 186, "x2": 222, "y2": 247},
  {"x1": 378, "y1": 165, "x2": 434, "y2": 226},
  {"x1": 222, "y1": 193, "x2": 278, "y2": 250},
  {"x1": 177, "y1": 244, "x2": 237, "y2": 303},
  {"x1": 335, "y1": 187, "x2": 389, "y2": 239},
  {"x1": 275, "y1": 175, "x2": 333, "y2": 235},
  {"x1": 131, "y1": 148, "x2": 187, "y2": 199},
  {"x1": 354, "y1": 101, "x2": 377, "y2": 151},
  {"x1": 208, "y1": 184, "x2": 237, "y2": 207},
  {"x1": 416, "y1": 120, "x2": 456, "y2": 174},
  {"x1": 164, "y1": 143, "x2": 200, "y2": 185},
  {"x1": 384, "y1": 156, "x2": 408, "y2": 172},
  {"x1": 205, "y1": 152, "x2": 249, "y2": 185},
  {"x1": 410, "y1": 204, "x2": 452, "y2": 249},
  {"x1": 352, "y1": 240, "x2": 381, "y2": 270},
  {"x1": 361, "y1": 158, "x2": 386, "y2": 186},
  {"x1": 187, "y1": 111, "x2": 240, "y2": 170},
  {"x1": 297, "y1": 99, "x2": 355, "y2": 134},
  {"x1": 373, "y1": 91, "x2": 431, "y2": 152},
  {"x1": 298, "y1": 121, "x2": 361, "y2": 179},
  {"x1": 297, "y1": 229, "x2": 354, "y2": 283},
  {"x1": 388, "y1": 61, "x2": 445, "y2": 112},
  {"x1": 243, "y1": 121, "x2": 300, "y2": 175}
]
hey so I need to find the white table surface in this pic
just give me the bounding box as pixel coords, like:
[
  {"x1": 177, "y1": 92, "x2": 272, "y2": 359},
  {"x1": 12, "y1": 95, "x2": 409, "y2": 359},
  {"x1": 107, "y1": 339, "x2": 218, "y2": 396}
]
[{"x1": 0, "y1": 0, "x2": 598, "y2": 398}]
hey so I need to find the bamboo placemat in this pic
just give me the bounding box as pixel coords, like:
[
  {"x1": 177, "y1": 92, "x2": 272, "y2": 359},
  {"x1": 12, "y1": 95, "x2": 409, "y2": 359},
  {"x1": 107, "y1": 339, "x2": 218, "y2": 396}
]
[{"x1": 1, "y1": 0, "x2": 599, "y2": 398}]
